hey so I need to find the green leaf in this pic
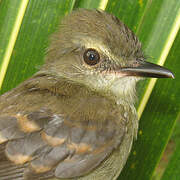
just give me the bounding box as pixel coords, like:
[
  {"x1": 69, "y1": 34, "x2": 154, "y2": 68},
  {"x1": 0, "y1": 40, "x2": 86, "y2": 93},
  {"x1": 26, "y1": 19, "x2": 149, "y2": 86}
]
[
  {"x1": 106, "y1": 0, "x2": 148, "y2": 33},
  {"x1": 162, "y1": 123, "x2": 180, "y2": 180},
  {"x1": 0, "y1": 0, "x2": 29, "y2": 89},
  {"x1": 74, "y1": 0, "x2": 108, "y2": 9},
  {"x1": 0, "y1": 0, "x2": 75, "y2": 94}
]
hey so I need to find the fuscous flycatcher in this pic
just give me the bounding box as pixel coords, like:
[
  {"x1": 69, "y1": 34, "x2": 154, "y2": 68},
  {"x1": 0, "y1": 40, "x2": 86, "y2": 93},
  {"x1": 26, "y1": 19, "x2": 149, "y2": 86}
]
[{"x1": 0, "y1": 9, "x2": 174, "y2": 180}]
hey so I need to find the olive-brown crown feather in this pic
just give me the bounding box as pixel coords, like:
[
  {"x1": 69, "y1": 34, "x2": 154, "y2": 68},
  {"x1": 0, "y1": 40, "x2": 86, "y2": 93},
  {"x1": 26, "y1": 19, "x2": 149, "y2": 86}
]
[{"x1": 46, "y1": 9, "x2": 143, "y2": 64}]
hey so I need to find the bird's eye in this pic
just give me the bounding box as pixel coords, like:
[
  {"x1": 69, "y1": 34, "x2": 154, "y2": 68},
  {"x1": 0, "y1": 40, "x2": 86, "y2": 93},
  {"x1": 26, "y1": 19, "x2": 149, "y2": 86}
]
[{"x1": 83, "y1": 48, "x2": 100, "y2": 66}]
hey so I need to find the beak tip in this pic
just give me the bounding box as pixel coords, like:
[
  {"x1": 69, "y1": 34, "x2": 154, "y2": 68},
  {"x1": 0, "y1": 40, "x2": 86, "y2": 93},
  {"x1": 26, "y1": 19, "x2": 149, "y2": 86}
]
[
  {"x1": 165, "y1": 70, "x2": 175, "y2": 79},
  {"x1": 170, "y1": 72, "x2": 175, "y2": 79}
]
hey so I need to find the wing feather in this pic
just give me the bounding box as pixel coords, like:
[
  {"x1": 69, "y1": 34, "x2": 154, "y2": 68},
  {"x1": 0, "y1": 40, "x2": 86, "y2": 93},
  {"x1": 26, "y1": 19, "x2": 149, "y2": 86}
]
[{"x1": 0, "y1": 104, "x2": 126, "y2": 179}]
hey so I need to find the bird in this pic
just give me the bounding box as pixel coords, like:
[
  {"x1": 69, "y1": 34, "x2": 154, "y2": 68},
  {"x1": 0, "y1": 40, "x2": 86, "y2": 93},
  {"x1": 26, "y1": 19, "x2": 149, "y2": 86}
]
[{"x1": 0, "y1": 9, "x2": 174, "y2": 180}]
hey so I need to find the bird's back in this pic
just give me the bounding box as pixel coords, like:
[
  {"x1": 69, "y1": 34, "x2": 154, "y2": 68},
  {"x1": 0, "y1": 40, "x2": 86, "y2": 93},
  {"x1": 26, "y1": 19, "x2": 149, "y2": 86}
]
[{"x1": 0, "y1": 74, "x2": 137, "y2": 180}]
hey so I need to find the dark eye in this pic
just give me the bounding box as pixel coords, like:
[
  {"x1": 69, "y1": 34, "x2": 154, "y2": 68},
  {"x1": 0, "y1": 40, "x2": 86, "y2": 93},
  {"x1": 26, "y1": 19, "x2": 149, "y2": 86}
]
[{"x1": 83, "y1": 48, "x2": 100, "y2": 66}]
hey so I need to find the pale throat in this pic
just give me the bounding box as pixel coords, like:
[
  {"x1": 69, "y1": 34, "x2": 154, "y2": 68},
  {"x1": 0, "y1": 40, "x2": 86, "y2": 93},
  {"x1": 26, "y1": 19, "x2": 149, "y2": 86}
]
[
  {"x1": 85, "y1": 73, "x2": 139, "y2": 104},
  {"x1": 110, "y1": 76, "x2": 139, "y2": 104}
]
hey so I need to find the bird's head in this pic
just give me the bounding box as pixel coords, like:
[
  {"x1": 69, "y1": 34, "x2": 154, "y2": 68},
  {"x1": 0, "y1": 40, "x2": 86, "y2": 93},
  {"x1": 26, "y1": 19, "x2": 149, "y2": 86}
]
[{"x1": 42, "y1": 9, "x2": 174, "y2": 103}]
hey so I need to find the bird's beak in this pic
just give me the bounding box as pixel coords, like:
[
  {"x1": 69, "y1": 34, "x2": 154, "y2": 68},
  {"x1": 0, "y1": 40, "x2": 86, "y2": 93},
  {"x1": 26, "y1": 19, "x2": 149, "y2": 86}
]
[{"x1": 120, "y1": 60, "x2": 174, "y2": 78}]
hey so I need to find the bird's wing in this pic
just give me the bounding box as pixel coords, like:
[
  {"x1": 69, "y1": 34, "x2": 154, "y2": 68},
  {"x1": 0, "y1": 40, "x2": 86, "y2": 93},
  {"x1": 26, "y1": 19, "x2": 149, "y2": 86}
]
[{"x1": 0, "y1": 107, "x2": 125, "y2": 180}]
